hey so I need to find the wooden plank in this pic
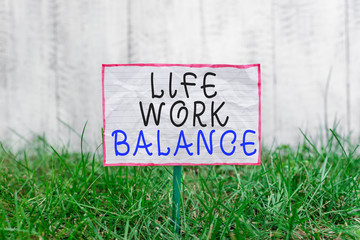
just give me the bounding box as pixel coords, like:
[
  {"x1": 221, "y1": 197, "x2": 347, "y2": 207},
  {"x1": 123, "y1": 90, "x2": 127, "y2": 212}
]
[
  {"x1": 1, "y1": 0, "x2": 58, "y2": 149},
  {"x1": 349, "y1": 0, "x2": 360, "y2": 141},
  {"x1": 0, "y1": 0, "x2": 10, "y2": 141},
  {"x1": 126, "y1": 0, "x2": 202, "y2": 63},
  {"x1": 273, "y1": 0, "x2": 348, "y2": 145}
]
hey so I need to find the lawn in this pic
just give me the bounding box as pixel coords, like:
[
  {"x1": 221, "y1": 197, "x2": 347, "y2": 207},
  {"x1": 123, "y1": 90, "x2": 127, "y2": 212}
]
[{"x1": 0, "y1": 129, "x2": 359, "y2": 239}]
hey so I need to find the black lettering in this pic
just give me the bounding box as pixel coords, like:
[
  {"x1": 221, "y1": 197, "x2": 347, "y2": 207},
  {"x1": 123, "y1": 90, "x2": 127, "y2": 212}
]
[
  {"x1": 181, "y1": 72, "x2": 196, "y2": 98},
  {"x1": 170, "y1": 100, "x2": 188, "y2": 127},
  {"x1": 193, "y1": 101, "x2": 207, "y2": 127},
  {"x1": 169, "y1": 72, "x2": 177, "y2": 98},
  {"x1": 211, "y1": 101, "x2": 229, "y2": 127},
  {"x1": 151, "y1": 72, "x2": 164, "y2": 98},
  {"x1": 201, "y1": 72, "x2": 217, "y2": 98},
  {"x1": 139, "y1": 101, "x2": 165, "y2": 126}
]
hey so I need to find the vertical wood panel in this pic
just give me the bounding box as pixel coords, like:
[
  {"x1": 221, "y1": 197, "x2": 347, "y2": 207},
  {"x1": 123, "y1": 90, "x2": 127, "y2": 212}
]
[
  {"x1": 0, "y1": 0, "x2": 10, "y2": 141},
  {"x1": 349, "y1": 0, "x2": 360, "y2": 141},
  {"x1": 127, "y1": 0, "x2": 204, "y2": 63},
  {"x1": 274, "y1": 0, "x2": 348, "y2": 145},
  {"x1": 2, "y1": 0, "x2": 58, "y2": 149}
]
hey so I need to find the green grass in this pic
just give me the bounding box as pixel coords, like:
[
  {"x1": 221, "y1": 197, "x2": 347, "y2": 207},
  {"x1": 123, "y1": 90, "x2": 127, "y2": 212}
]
[{"x1": 0, "y1": 129, "x2": 359, "y2": 239}]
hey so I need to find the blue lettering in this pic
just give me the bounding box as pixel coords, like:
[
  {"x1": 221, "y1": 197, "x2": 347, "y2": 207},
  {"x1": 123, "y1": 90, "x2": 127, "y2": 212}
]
[
  {"x1": 197, "y1": 130, "x2": 215, "y2": 155},
  {"x1": 240, "y1": 130, "x2": 257, "y2": 156},
  {"x1": 174, "y1": 130, "x2": 193, "y2": 156},
  {"x1": 133, "y1": 130, "x2": 153, "y2": 156},
  {"x1": 112, "y1": 130, "x2": 130, "y2": 156},
  {"x1": 157, "y1": 130, "x2": 170, "y2": 156},
  {"x1": 220, "y1": 130, "x2": 236, "y2": 156}
]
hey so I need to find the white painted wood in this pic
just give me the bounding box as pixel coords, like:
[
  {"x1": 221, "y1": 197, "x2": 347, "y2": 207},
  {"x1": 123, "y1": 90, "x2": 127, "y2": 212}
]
[
  {"x1": 274, "y1": 0, "x2": 349, "y2": 145},
  {"x1": 349, "y1": 0, "x2": 360, "y2": 141},
  {"x1": 0, "y1": 0, "x2": 358, "y2": 150}
]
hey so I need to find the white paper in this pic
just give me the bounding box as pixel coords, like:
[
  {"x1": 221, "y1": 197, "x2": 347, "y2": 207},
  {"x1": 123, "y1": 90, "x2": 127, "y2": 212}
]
[{"x1": 102, "y1": 64, "x2": 261, "y2": 166}]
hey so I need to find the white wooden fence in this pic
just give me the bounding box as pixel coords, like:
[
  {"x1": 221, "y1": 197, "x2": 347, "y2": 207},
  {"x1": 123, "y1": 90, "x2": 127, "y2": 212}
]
[{"x1": 1, "y1": 0, "x2": 359, "y2": 150}]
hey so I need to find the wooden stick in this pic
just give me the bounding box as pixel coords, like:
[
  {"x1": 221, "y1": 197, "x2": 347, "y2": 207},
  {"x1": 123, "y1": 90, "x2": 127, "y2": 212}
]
[{"x1": 172, "y1": 166, "x2": 181, "y2": 234}]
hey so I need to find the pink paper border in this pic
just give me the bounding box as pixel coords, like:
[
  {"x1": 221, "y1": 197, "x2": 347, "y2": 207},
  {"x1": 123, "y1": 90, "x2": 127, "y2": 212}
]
[
  {"x1": 102, "y1": 63, "x2": 261, "y2": 166},
  {"x1": 102, "y1": 65, "x2": 107, "y2": 166}
]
